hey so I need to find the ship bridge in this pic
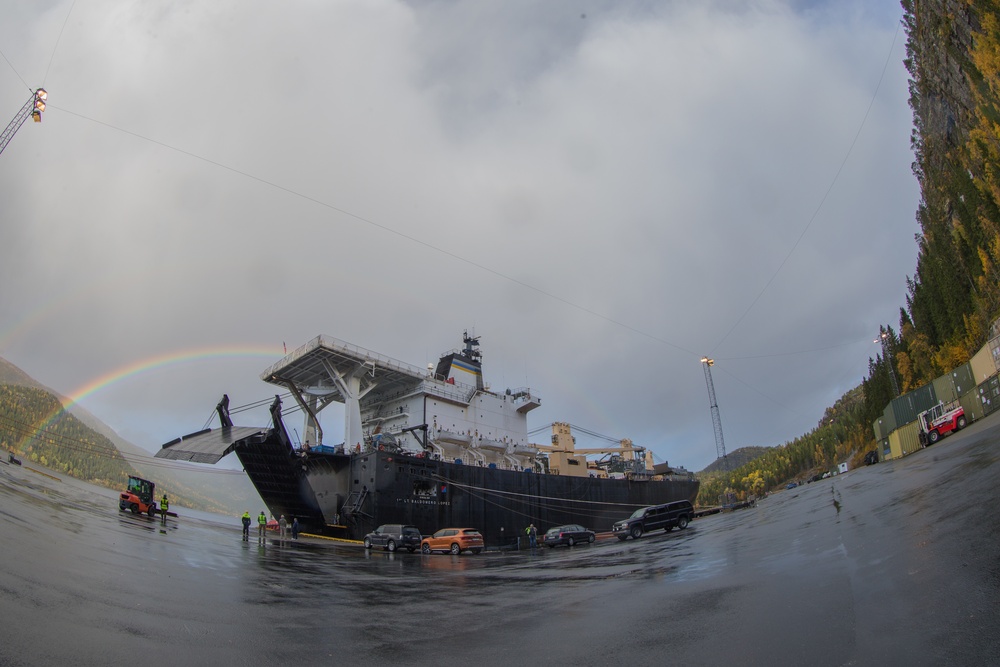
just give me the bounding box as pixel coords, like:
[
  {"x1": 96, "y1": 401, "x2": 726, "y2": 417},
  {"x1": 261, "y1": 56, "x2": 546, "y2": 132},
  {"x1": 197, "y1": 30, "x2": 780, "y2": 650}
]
[{"x1": 260, "y1": 335, "x2": 429, "y2": 450}]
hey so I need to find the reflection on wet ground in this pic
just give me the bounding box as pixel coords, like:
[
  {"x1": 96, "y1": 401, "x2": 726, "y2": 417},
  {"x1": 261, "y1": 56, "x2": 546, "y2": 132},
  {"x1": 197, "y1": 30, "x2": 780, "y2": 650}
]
[{"x1": 3, "y1": 416, "x2": 1000, "y2": 665}]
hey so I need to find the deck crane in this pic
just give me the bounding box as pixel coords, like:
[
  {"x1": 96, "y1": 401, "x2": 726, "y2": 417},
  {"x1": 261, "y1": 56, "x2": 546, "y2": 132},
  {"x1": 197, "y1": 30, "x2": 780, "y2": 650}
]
[
  {"x1": 0, "y1": 88, "x2": 47, "y2": 156},
  {"x1": 532, "y1": 422, "x2": 649, "y2": 477},
  {"x1": 701, "y1": 357, "x2": 729, "y2": 471}
]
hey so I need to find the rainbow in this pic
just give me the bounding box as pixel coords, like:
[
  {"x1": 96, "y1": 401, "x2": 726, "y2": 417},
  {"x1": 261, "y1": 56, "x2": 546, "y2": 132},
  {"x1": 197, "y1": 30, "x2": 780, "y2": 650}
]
[{"x1": 17, "y1": 343, "x2": 285, "y2": 450}]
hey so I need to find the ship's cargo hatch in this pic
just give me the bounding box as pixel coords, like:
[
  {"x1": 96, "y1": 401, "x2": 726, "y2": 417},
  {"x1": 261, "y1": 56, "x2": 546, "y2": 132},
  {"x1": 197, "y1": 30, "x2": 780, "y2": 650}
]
[
  {"x1": 156, "y1": 426, "x2": 265, "y2": 464},
  {"x1": 234, "y1": 433, "x2": 323, "y2": 526},
  {"x1": 157, "y1": 395, "x2": 325, "y2": 528}
]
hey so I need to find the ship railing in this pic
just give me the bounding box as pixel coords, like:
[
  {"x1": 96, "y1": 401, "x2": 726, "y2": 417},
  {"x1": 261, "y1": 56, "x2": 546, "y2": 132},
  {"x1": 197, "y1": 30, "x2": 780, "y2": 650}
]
[
  {"x1": 262, "y1": 335, "x2": 429, "y2": 382},
  {"x1": 316, "y1": 335, "x2": 429, "y2": 377},
  {"x1": 420, "y1": 379, "x2": 478, "y2": 404}
]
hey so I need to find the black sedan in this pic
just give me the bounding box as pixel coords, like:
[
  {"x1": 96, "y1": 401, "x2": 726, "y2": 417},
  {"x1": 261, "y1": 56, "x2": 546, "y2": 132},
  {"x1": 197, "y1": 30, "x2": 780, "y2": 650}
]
[{"x1": 543, "y1": 524, "x2": 596, "y2": 548}]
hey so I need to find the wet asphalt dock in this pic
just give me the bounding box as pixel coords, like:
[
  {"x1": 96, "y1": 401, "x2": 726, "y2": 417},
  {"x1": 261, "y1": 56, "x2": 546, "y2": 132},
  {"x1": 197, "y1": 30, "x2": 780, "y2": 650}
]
[{"x1": 2, "y1": 416, "x2": 1000, "y2": 666}]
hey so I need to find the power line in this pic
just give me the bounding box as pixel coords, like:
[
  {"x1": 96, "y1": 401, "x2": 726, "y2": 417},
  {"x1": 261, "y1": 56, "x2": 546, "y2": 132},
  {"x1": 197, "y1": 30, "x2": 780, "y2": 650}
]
[
  {"x1": 54, "y1": 103, "x2": 701, "y2": 361},
  {"x1": 43, "y1": 0, "x2": 77, "y2": 87},
  {"x1": 710, "y1": 13, "x2": 904, "y2": 354},
  {"x1": 0, "y1": 48, "x2": 31, "y2": 93},
  {"x1": 714, "y1": 335, "x2": 875, "y2": 361},
  {"x1": 0, "y1": 412, "x2": 244, "y2": 476},
  {"x1": 21, "y1": 12, "x2": 908, "y2": 466}
]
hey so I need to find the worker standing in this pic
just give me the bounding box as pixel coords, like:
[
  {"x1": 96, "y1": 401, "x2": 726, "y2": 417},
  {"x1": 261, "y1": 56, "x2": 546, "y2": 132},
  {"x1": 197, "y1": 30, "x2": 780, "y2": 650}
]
[
  {"x1": 241, "y1": 511, "x2": 252, "y2": 541},
  {"x1": 160, "y1": 494, "x2": 169, "y2": 524},
  {"x1": 257, "y1": 510, "x2": 267, "y2": 544},
  {"x1": 525, "y1": 523, "x2": 537, "y2": 548},
  {"x1": 291, "y1": 516, "x2": 299, "y2": 540},
  {"x1": 278, "y1": 515, "x2": 288, "y2": 542}
]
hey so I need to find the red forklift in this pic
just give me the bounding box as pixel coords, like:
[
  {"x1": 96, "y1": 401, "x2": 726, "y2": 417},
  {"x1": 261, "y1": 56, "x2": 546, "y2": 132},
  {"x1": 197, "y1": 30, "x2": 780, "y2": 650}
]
[
  {"x1": 917, "y1": 402, "x2": 967, "y2": 445},
  {"x1": 119, "y1": 475, "x2": 158, "y2": 517}
]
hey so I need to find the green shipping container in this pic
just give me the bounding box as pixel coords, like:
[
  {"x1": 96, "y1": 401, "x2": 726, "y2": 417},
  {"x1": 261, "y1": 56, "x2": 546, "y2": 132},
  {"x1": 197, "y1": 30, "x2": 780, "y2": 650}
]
[
  {"x1": 959, "y1": 388, "x2": 983, "y2": 422},
  {"x1": 881, "y1": 403, "x2": 898, "y2": 434},
  {"x1": 977, "y1": 373, "x2": 1000, "y2": 416},
  {"x1": 951, "y1": 362, "x2": 975, "y2": 396},
  {"x1": 890, "y1": 384, "x2": 938, "y2": 426},
  {"x1": 932, "y1": 373, "x2": 959, "y2": 404},
  {"x1": 873, "y1": 416, "x2": 890, "y2": 441}
]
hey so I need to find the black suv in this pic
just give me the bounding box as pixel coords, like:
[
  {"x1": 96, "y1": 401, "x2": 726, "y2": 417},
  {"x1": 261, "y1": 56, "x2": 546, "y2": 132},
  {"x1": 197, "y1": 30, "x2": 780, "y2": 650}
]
[
  {"x1": 363, "y1": 524, "x2": 422, "y2": 553},
  {"x1": 612, "y1": 500, "x2": 694, "y2": 541}
]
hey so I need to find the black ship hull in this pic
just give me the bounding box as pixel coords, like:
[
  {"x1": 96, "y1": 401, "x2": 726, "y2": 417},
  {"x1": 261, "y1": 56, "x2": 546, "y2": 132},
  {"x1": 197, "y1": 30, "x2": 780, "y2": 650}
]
[{"x1": 233, "y1": 426, "x2": 699, "y2": 546}]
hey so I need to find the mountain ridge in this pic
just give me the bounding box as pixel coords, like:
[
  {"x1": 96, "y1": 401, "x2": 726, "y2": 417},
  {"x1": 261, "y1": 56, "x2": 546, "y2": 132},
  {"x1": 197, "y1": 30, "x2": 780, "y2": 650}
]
[{"x1": 0, "y1": 355, "x2": 262, "y2": 517}]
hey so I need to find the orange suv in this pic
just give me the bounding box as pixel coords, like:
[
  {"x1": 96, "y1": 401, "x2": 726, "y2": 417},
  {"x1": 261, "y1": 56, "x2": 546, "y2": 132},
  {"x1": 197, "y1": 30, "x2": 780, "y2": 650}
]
[{"x1": 420, "y1": 528, "x2": 484, "y2": 555}]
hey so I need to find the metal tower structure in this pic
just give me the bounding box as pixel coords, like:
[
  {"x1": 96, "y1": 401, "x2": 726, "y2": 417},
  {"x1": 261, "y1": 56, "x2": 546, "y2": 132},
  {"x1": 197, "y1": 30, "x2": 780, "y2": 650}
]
[
  {"x1": 875, "y1": 327, "x2": 900, "y2": 397},
  {"x1": 0, "y1": 88, "x2": 47, "y2": 157},
  {"x1": 701, "y1": 357, "x2": 729, "y2": 471}
]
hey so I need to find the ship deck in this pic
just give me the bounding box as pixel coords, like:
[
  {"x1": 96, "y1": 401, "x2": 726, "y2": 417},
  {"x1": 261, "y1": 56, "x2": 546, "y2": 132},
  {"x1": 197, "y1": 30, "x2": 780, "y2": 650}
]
[{"x1": 259, "y1": 335, "x2": 429, "y2": 401}]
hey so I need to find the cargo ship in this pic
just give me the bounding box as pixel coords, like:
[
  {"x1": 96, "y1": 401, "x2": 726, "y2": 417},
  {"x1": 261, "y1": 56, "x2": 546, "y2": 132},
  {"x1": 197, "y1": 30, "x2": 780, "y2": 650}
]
[{"x1": 157, "y1": 333, "x2": 699, "y2": 546}]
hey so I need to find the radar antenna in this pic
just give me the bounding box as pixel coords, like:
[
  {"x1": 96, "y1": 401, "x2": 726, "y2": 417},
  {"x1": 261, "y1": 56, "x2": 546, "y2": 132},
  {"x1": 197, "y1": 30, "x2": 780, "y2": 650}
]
[{"x1": 462, "y1": 330, "x2": 482, "y2": 362}]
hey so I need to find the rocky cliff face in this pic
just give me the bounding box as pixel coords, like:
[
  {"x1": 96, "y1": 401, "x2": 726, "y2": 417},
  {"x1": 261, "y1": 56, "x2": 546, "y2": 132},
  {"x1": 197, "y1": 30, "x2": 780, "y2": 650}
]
[
  {"x1": 903, "y1": 0, "x2": 978, "y2": 186},
  {"x1": 897, "y1": 0, "x2": 1000, "y2": 362}
]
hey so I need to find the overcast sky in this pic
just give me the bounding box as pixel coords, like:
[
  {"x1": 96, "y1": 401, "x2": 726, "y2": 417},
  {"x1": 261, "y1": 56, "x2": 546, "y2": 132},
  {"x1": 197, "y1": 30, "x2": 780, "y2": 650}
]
[{"x1": 0, "y1": 0, "x2": 918, "y2": 473}]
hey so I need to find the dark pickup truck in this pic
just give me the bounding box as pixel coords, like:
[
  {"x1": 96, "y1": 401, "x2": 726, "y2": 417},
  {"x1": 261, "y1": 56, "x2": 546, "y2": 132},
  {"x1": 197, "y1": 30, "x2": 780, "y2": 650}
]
[{"x1": 612, "y1": 500, "x2": 694, "y2": 540}]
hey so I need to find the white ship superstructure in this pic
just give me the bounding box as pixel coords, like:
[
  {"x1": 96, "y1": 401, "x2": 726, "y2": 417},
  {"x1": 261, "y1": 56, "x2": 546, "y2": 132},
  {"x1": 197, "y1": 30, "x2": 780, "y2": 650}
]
[{"x1": 261, "y1": 332, "x2": 542, "y2": 470}]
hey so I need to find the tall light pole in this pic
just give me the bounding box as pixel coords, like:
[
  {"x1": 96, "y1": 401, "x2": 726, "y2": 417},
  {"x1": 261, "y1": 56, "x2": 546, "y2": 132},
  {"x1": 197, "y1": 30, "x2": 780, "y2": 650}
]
[
  {"x1": 0, "y1": 88, "x2": 47, "y2": 156},
  {"x1": 701, "y1": 357, "x2": 729, "y2": 471},
  {"x1": 875, "y1": 328, "x2": 900, "y2": 397}
]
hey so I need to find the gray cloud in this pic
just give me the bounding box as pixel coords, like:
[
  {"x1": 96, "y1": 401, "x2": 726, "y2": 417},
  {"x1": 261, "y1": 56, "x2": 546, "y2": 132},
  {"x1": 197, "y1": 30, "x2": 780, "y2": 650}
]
[{"x1": 0, "y1": 0, "x2": 916, "y2": 471}]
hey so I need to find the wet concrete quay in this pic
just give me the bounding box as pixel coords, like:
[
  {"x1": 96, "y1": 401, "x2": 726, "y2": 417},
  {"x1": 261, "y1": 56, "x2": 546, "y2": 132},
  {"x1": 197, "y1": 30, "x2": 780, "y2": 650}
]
[{"x1": 2, "y1": 417, "x2": 1000, "y2": 666}]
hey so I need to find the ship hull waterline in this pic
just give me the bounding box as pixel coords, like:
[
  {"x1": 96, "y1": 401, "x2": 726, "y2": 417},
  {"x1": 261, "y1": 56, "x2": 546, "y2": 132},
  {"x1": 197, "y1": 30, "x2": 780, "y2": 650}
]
[{"x1": 233, "y1": 431, "x2": 700, "y2": 547}]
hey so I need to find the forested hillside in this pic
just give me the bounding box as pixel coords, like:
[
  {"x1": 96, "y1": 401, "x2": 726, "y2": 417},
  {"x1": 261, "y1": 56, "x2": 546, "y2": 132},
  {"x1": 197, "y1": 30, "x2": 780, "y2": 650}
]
[
  {"x1": 0, "y1": 383, "x2": 137, "y2": 487},
  {"x1": 697, "y1": 387, "x2": 869, "y2": 505},
  {"x1": 0, "y1": 355, "x2": 261, "y2": 516},
  {"x1": 698, "y1": 446, "x2": 770, "y2": 475},
  {"x1": 863, "y1": 0, "x2": 1000, "y2": 424},
  {"x1": 701, "y1": 1, "x2": 999, "y2": 505}
]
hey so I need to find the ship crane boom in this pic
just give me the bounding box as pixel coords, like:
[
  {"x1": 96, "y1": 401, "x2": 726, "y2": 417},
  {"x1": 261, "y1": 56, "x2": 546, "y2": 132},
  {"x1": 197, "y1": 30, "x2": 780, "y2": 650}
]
[{"x1": 535, "y1": 445, "x2": 645, "y2": 455}]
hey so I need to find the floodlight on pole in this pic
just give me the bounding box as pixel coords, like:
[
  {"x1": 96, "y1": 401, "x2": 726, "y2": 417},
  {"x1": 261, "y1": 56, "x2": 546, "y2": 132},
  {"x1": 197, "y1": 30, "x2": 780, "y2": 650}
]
[
  {"x1": 0, "y1": 88, "x2": 48, "y2": 156},
  {"x1": 874, "y1": 328, "x2": 900, "y2": 397},
  {"x1": 701, "y1": 356, "x2": 729, "y2": 471}
]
